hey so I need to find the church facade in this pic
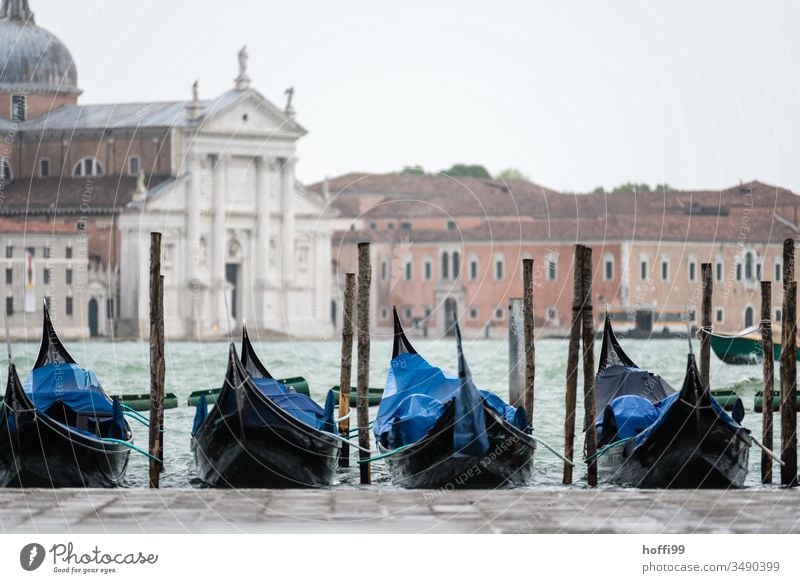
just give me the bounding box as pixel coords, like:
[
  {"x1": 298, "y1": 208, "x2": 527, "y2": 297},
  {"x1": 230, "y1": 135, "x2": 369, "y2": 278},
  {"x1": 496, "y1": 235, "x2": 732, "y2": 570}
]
[{"x1": 0, "y1": 0, "x2": 334, "y2": 339}]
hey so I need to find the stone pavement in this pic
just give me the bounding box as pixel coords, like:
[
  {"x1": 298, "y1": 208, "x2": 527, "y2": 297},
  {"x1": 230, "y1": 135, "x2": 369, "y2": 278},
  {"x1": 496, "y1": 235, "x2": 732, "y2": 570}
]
[{"x1": 0, "y1": 488, "x2": 798, "y2": 533}]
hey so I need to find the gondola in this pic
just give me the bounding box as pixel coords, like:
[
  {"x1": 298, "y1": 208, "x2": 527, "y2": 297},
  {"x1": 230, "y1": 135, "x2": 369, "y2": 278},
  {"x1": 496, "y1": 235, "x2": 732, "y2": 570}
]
[
  {"x1": 0, "y1": 303, "x2": 132, "y2": 488},
  {"x1": 373, "y1": 309, "x2": 534, "y2": 489},
  {"x1": 191, "y1": 326, "x2": 340, "y2": 487},
  {"x1": 594, "y1": 315, "x2": 751, "y2": 488}
]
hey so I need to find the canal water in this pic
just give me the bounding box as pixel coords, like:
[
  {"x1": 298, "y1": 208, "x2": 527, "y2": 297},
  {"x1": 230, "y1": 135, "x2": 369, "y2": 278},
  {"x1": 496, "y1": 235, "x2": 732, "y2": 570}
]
[{"x1": 6, "y1": 335, "x2": 779, "y2": 488}]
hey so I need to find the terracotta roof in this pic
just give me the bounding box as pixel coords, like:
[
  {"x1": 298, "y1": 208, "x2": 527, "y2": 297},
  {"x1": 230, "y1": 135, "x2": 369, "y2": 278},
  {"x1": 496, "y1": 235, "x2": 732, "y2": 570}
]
[
  {"x1": 0, "y1": 174, "x2": 174, "y2": 215},
  {"x1": 0, "y1": 217, "x2": 76, "y2": 234}
]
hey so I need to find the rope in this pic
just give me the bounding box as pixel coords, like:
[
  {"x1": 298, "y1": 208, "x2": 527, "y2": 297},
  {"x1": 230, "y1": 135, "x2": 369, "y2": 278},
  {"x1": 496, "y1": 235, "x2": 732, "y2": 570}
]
[
  {"x1": 120, "y1": 404, "x2": 150, "y2": 423},
  {"x1": 358, "y1": 442, "x2": 416, "y2": 464},
  {"x1": 100, "y1": 437, "x2": 162, "y2": 463},
  {"x1": 584, "y1": 436, "x2": 634, "y2": 462}
]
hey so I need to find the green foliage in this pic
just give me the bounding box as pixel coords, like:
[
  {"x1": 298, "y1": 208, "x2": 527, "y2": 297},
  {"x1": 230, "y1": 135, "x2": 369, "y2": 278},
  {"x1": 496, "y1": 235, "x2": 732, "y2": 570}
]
[
  {"x1": 614, "y1": 182, "x2": 651, "y2": 193},
  {"x1": 400, "y1": 165, "x2": 426, "y2": 175},
  {"x1": 496, "y1": 167, "x2": 528, "y2": 181},
  {"x1": 440, "y1": 163, "x2": 492, "y2": 179},
  {"x1": 593, "y1": 186, "x2": 605, "y2": 194}
]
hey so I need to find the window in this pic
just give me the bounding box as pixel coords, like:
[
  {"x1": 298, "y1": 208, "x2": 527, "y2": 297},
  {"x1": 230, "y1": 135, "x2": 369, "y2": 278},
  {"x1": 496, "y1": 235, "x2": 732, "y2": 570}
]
[
  {"x1": 744, "y1": 252, "x2": 754, "y2": 280},
  {"x1": 43, "y1": 267, "x2": 50, "y2": 285},
  {"x1": 547, "y1": 306, "x2": 558, "y2": 321},
  {"x1": 447, "y1": 221, "x2": 456, "y2": 230},
  {"x1": 639, "y1": 258, "x2": 648, "y2": 281},
  {"x1": 736, "y1": 263, "x2": 742, "y2": 281},
  {"x1": 715, "y1": 308, "x2": 724, "y2": 323},
  {"x1": 4, "y1": 245, "x2": 11, "y2": 258},
  {"x1": 776, "y1": 309, "x2": 783, "y2": 323},
  {"x1": 368, "y1": 222, "x2": 376, "y2": 230},
  {"x1": 107, "y1": 298, "x2": 115, "y2": 319},
  {"x1": 452, "y1": 252, "x2": 460, "y2": 278},
  {"x1": 469, "y1": 307, "x2": 478, "y2": 319},
  {"x1": 756, "y1": 262, "x2": 762, "y2": 280},
  {"x1": 380, "y1": 260, "x2": 387, "y2": 281},
  {"x1": 495, "y1": 256, "x2": 504, "y2": 280},
  {"x1": 65, "y1": 296, "x2": 73, "y2": 316},
  {"x1": 495, "y1": 307, "x2": 504, "y2": 319},
  {"x1": 688, "y1": 259, "x2": 697, "y2": 283},
  {"x1": 716, "y1": 260, "x2": 723, "y2": 282},
  {"x1": 0, "y1": 158, "x2": 11, "y2": 182},
  {"x1": 380, "y1": 307, "x2": 388, "y2": 320},
  {"x1": 386, "y1": 222, "x2": 395, "y2": 230},
  {"x1": 43, "y1": 245, "x2": 51, "y2": 259},
  {"x1": 404, "y1": 307, "x2": 413, "y2": 320},
  {"x1": 73, "y1": 157, "x2": 104, "y2": 177},
  {"x1": 744, "y1": 306, "x2": 755, "y2": 328},
  {"x1": 65, "y1": 246, "x2": 73, "y2": 259},
  {"x1": 44, "y1": 296, "x2": 52, "y2": 311},
  {"x1": 547, "y1": 254, "x2": 557, "y2": 281},
  {"x1": 661, "y1": 258, "x2": 669, "y2": 281},
  {"x1": 441, "y1": 252, "x2": 450, "y2": 279},
  {"x1": 424, "y1": 258, "x2": 432, "y2": 281},
  {"x1": 603, "y1": 254, "x2": 614, "y2": 281},
  {"x1": 66, "y1": 268, "x2": 73, "y2": 285},
  {"x1": 4, "y1": 268, "x2": 11, "y2": 284},
  {"x1": 401, "y1": 222, "x2": 411, "y2": 230},
  {"x1": 4, "y1": 296, "x2": 12, "y2": 316},
  {"x1": 470, "y1": 259, "x2": 478, "y2": 280},
  {"x1": 11, "y1": 94, "x2": 26, "y2": 121},
  {"x1": 404, "y1": 261, "x2": 412, "y2": 281},
  {"x1": 39, "y1": 158, "x2": 50, "y2": 178},
  {"x1": 128, "y1": 155, "x2": 140, "y2": 176},
  {"x1": 776, "y1": 260, "x2": 783, "y2": 282}
]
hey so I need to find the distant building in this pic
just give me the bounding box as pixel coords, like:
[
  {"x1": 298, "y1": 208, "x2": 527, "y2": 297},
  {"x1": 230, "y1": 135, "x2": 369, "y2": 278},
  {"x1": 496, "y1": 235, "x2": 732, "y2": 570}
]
[
  {"x1": 0, "y1": 0, "x2": 333, "y2": 339},
  {"x1": 317, "y1": 173, "x2": 799, "y2": 339}
]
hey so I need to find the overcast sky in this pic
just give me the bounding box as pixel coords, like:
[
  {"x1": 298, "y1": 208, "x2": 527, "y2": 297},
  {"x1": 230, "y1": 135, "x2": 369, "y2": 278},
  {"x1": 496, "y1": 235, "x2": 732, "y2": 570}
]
[{"x1": 34, "y1": 0, "x2": 800, "y2": 192}]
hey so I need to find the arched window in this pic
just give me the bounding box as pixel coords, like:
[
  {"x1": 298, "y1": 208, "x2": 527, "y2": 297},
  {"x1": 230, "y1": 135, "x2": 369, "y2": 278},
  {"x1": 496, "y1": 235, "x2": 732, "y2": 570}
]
[
  {"x1": 744, "y1": 251, "x2": 753, "y2": 280},
  {"x1": 0, "y1": 158, "x2": 12, "y2": 182},
  {"x1": 452, "y1": 251, "x2": 460, "y2": 278},
  {"x1": 441, "y1": 251, "x2": 450, "y2": 280},
  {"x1": 73, "y1": 157, "x2": 104, "y2": 177},
  {"x1": 744, "y1": 305, "x2": 755, "y2": 328}
]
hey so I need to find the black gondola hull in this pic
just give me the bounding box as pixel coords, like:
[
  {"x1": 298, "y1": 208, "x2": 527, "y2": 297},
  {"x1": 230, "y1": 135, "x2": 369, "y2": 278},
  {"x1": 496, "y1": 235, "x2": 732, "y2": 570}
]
[
  {"x1": 0, "y1": 408, "x2": 130, "y2": 488},
  {"x1": 598, "y1": 405, "x2": 750, "y2": 488},
  {"x1": 192, "y1": 417, "x2": 339, "y2": 488},
  {"x1": 380, "y1": 405, "x2": 534, "y2": 489}
]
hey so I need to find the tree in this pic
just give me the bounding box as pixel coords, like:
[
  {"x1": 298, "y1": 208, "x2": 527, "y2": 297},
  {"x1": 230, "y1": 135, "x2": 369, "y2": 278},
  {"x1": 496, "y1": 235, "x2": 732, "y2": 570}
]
[
  {"x1": 400, "y1": 165, "x2": 425, "y2": 175},
  {"x1": 440, "y1": 163, "x2": 492, "y2": 179},
  {"x1": 496, "y1": 167, "x2": 528, "y2": 181},
  {"x1": 614, "y1": 182, "x2": 651, "y2": 193},
  {"x1": 593, "y1": 186, "x2": 605, "y2": 194}
]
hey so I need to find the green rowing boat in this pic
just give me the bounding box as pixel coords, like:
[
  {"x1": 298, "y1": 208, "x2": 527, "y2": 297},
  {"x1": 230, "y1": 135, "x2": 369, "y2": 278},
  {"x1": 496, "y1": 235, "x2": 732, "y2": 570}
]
[
  {"x1": 330, "y1": 385, "x2": 383, "y2": 406},
  {"x1": 111, "y1": 392, "x2": 179, "y2": 411},
  {"x1": 186, "y1": 376, "x2": 309, "y2": 406},
  {"x1": 754, "y1": 390, "x2": 800, "y2": 413},
  {"x1": 709, "y1": 328, "x2": 800, "y2": 365}
]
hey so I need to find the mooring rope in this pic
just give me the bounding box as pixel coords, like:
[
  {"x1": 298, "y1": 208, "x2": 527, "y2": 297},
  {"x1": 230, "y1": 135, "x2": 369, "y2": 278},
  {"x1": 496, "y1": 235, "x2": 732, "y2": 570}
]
[
  {"x1": 100, "y1": 437, "x2": 162, "y2": 463},
  {"x1": 584, "y1": 436, "x2": 635, "y2": 463}
]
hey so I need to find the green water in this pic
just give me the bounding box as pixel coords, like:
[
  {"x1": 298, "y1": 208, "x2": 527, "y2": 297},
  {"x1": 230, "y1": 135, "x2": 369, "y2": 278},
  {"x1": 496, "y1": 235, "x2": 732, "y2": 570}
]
[{"x1": 6, "y1": 336, "x2": 781, "y2": 488}]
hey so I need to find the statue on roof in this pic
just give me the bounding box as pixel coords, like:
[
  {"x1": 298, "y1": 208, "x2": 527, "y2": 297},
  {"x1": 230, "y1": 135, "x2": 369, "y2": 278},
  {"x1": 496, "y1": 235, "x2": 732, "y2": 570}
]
[
  {"x1": 235, "y1": 46, "x2": 251, "y2": 90},
  {"x1": 284, "y1": 87, "x2": 295, "y2": 116}
]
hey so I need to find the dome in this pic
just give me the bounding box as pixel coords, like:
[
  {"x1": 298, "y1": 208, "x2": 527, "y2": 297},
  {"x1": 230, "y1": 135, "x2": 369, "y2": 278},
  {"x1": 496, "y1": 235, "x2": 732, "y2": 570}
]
[{"x1": 0, "y1": 0, "x2": 79, "y2": 95}]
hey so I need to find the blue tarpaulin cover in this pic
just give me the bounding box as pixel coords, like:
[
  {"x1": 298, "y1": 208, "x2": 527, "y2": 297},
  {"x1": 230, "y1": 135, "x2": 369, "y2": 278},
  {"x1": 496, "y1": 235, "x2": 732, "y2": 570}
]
[
  {"x1": 23, "y1": 363, "x2": 115, "y2": 416},
  {"x1": 374, "y1": 352, "x2": 526, "y2": 453}
]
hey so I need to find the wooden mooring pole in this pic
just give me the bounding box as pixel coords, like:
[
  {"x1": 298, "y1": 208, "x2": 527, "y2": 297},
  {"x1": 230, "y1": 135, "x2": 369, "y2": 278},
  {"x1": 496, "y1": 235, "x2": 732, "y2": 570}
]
[
  {"x1": 148, "y1": 233, "x2": 165, "y2": 488},
  {"x1": 581, "y1": 246, "x2": 597, "y2": 487},
  {"x1": 781, "y1": 237, "x2": 798, "y2": 486},
  {"x1": 563, "y1": 245, "x2": 584, "y2": 484},
  {"x1": 761, "y1": 281, "x2": 774, "y2": 484},
  {"x1": 508, "y1": 298, "x2": 524, "y2": 409},
  {"x1": 700, "y1": 263, "x2": 713, "y2": 389},
  {"x1": 522, "y1": 258, "x2": 535, "y2": 426},
  {"x1": 338, "y1": 273, "x2": 356, "y2": 468},
  {"x1": 356, "y1": 243, "x2": 372, "y2": 484}
]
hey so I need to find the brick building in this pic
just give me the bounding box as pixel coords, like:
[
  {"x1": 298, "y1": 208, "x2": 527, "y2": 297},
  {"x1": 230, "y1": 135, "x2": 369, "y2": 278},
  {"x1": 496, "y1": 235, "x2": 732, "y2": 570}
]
[{"x1": 319, "y1": 173, "x2": 800, "y2": 339}]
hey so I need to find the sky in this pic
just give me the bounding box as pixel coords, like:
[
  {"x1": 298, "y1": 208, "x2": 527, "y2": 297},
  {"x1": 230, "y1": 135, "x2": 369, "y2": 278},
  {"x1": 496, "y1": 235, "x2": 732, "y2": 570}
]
[{"x1": 32, "y1": 0, "x2": 800, "y2": 192}]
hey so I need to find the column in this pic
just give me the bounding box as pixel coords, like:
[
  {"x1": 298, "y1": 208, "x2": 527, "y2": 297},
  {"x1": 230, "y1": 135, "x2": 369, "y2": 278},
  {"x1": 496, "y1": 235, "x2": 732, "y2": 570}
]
[
  {"x1": 185, "y1": 152, "x2": 201, "y2": 284},
  {"x1": 212, "y1": 154, "x2": 228, "y2": 329},
  {"x1": 255, "y1": 156, "x2": 275, "y2": 285},
  {"x1": 280, "y1": 157, "x2": 296, "y2": 284}
]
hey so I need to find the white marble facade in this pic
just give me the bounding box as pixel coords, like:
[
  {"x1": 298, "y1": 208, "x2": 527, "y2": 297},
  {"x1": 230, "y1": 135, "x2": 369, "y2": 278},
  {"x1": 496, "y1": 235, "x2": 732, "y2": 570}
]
[{"x1": 118, "y1": 84, "x2": 333, "y2": 340}]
